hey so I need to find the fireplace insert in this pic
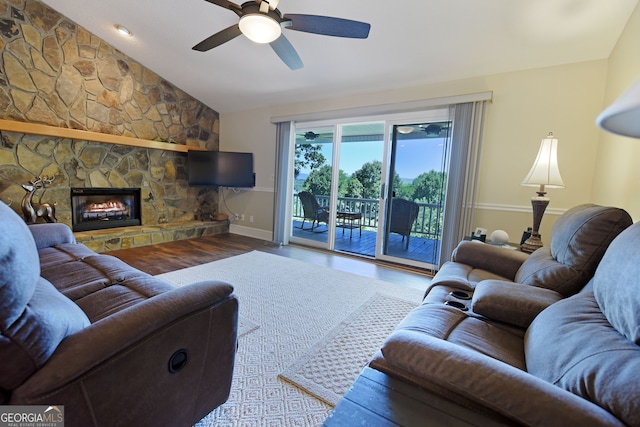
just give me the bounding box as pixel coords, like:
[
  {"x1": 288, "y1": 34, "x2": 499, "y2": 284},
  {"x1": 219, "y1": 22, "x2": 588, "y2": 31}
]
[{"x1": 71, "y1": 188, "x2": 141, "y2": 232}]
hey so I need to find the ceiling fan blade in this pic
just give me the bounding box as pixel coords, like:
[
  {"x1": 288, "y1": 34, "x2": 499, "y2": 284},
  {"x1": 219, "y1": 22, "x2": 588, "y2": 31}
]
[
  {"x1": 192, "y1": 24, "x2": 242, "y2": 51},
  {"x1": 204, "y1": 0, "x2": 243, "y2": 16},
  {"x1": 270, "y1": 34, "x2": 303, "y2": 70},
  {"x1": 283, "y1": 14, "x2": 371, "y2": 38}
]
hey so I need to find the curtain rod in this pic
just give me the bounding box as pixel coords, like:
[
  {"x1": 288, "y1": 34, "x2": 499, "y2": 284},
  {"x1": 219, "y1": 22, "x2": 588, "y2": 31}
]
[{"x1": 270, "y1": 91, "x2": 493, "y2": 124}]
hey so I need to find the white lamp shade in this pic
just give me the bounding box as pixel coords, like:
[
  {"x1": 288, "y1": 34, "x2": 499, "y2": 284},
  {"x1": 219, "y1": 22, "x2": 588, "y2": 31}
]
[
  {"x1": 521, "y1": 133, "x2": 565, "y2": 188},
  {"x1": 596, "y1": 77, "x2": 640, "y2": 138},
  {"x1": 239, "y1": 13, "x2": 282, "y2": 43}
]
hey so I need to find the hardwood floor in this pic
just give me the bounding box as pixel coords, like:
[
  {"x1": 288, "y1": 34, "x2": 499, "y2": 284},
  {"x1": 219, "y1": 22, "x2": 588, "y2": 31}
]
[{"x1": 105, "y1": 233, "x2": 433, "y2": 291}]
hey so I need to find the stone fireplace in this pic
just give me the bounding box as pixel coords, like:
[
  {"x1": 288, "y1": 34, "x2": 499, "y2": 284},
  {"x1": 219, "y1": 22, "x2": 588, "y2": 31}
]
[
  {"x1": 71, "y1": 188, "x2": 141, "y2": 232},
  {"x1": 0, "y1": 0, "x2": 229, "y2": 252}
]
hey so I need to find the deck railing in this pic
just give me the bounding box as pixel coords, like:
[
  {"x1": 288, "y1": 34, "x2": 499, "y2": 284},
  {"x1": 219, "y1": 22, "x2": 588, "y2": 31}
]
[{"x1": 293, "y1": 194, "x2": 443, "y2": 240}]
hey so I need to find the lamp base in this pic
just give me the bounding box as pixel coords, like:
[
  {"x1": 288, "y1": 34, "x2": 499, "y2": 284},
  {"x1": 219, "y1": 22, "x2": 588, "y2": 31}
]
[
  {"x1": 521, "y1": 233, "x2": 543, "y2": 254},
  {"x1": 520, "y1": 192, "x2": 550, "y2": 254}
]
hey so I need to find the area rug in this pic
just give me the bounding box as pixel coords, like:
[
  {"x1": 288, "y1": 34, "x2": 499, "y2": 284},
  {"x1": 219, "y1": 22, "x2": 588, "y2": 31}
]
[
  {"x1": 238, "y1": 316, "x2": 259, "y2": 337},
  {"x1": 156, "y1": 250, "x2": 425, "y2": 427},
  {"x1": 279, "y1": 293, "x2": 417, "y2": 406}
]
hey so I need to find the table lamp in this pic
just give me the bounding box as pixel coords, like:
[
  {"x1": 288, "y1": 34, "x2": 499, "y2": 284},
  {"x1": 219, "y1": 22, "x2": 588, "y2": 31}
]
[{"x1": 520, "y1": 132, "x2": 565, "y2": 253}]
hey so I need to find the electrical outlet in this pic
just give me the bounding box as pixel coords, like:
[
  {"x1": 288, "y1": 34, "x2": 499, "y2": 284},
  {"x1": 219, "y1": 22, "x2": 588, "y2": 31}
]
[
  {"x1": 240, "y1": 214, "x2": 245, "y2": 221},
  {"x1": 249, "y1": 215, "x2": 254, "y2": 223},
  {"x1": 234, "y1": 214, "x2": 239, "y2": 220}
]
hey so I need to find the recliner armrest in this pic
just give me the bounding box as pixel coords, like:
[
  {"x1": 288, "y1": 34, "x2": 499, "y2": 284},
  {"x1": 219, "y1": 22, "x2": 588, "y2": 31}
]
[
  {"x1": 472, "y1": 280, "x2": 563, "y2": 328},
  {"x1": 28, "y1": 223, "x2": 76, "y2": 249},
  {"x1": 452, "y1": 241, "x2": 529, "y2": 281},
  {"x1": 11, "y1": 280, "x2": 237, "y2": 401},
  {"x1": 380, "y1": 330, "x2": 624, "y2": 427}
]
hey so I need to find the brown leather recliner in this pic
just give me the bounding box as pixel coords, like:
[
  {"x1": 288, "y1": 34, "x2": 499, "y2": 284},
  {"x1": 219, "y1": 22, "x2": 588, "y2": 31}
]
[
  {"x1": 423, "y1": 203, "x2": 633, "y2": 327},
  {"x1": 0, "y1": 201, "x2": 238, "y2": 427},
  {"x1": 370, "y1": 204, "x2": 638, "y2": 426}
]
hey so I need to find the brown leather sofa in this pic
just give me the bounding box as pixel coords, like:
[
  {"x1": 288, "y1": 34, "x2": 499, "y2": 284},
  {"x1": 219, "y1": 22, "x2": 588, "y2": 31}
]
[
  {"x1": 0, "y1": 202, "x2": 238, "y2": 427},
  {"x1": 370, "y1": 204, "x2": 638, "y2": 426},
  {"x1": 423, "y1": 204, "x2": 633, "y2": 327}
]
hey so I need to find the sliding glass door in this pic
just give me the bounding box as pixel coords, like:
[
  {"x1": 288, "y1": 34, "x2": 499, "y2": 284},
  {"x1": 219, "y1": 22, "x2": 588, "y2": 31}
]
[
  {"x1": 378, "y1": 120, "x2": 450, "y2": 267},
  {"x1": 334, "y1": 123, "x2": 385, "y2": 256},
  {"x1": 288, "y1": 110, "x2": 452, "y2": 269},
  {"x1": 290, "y1": 126, "x2": 335, "y2": 248},
  {"x1": 274, "y1": 95, "x2": 490, "y2": 270}
]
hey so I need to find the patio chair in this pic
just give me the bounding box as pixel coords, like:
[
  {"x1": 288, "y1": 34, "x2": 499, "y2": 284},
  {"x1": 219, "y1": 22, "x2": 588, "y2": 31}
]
[
  {"x1": 298, "y1": 191, "x2": 329, "y2": 231},
  {"x1": 389, "y1": 198, "x2": 419, "y2": 249}
]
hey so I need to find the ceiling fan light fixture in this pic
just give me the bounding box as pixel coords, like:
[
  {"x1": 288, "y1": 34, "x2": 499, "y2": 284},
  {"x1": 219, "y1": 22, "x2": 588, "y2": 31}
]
[
  {"x1": 239, "y1": 13, "x2": 282, "y2": 43},
  {"x1": 114, "y1": 24, "x2": 132, "y2": 37},
  {"x1": 397, "y1": 126, "x2": 414, "y2": 134}
]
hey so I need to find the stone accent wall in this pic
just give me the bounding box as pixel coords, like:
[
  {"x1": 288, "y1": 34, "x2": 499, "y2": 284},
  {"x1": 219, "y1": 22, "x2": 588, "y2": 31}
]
[
  {"x1": 0, "y1": 0, "x2": 220, "y2": 231},
  {"x1": 75, "y1": 221, "x2": 229, "y2": 253},
  {"x1": 0, "y1": 131, "x2": 218, "y2": 226}
]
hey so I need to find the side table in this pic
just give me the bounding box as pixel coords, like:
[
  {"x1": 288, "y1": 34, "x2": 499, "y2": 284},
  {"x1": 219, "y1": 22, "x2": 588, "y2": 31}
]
[
  {"x1": 336, "y1": 211, "x2": 362, "y2": 238},
  {"x1": 324, "y1": 367, "x2": 510, "y2": 426}
]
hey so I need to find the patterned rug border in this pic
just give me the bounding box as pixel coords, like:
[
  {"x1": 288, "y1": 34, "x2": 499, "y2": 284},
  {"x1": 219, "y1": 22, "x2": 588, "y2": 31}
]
[{"x1": 278, "y1": 292, "x2": 417, "y2": 406}]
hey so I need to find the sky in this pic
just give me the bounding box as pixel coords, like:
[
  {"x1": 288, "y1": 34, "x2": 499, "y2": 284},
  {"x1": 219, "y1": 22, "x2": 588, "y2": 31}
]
[{"x1": 302, "y1": 137, "x2": 448, "y2": 180}]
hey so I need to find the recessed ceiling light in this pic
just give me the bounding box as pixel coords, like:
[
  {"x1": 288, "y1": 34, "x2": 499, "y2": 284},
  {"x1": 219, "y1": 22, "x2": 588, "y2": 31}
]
[{"x1": 114, "y1": 24, "x2": 132, "y2": 37}]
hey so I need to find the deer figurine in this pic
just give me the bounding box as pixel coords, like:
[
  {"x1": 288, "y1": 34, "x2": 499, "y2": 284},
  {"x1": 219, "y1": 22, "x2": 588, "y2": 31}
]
[{"x1": 21, "y1": 176, "x2": 57, "y2": 224}]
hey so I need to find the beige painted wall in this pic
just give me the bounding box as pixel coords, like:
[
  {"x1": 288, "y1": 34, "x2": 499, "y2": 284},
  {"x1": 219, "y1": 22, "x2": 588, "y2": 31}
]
[
  {"x1": 475, "y1": 60, "x2": 608, "y2": 241},
  {"x1": 221, "y1": 59, "x2": 611, "y2": 244},
  {"x1": 592, "y1": 2, "x2": 640, "y2": 219},
  {"x1": 218, "y1": 108, "x2": 276, "y2": 240}
]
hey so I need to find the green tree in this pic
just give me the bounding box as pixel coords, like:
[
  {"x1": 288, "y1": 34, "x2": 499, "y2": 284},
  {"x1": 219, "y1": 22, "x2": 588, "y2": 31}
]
[
  {"x1": 294, "y1": 143, "x2": 326, "y2": 178},
  {"x1": 345, "y1": 177, "x2": 364, "y2": 198},
  {"x1": 393, "y1": 181, "x2": 414, "y2": 200},
  {"x1": 303, "y1": 165, "x2": 348, "y2": 197},
  {"x1": 389, "y1": 171, "x2": 409, "y2": 199},
  {"x1": 412, "y1": 170, "x2": 446, "y2": 204},
  {"x1": 352, "y1": 161, "x2": 382, "y2": 199},
  {"x1": 350, "y1": 160, "x2": 407, "y2": 200}
]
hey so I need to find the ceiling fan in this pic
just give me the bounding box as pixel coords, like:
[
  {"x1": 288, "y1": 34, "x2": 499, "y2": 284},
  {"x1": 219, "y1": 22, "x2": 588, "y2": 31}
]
[
  {"x1": 302, "y1": 131, "x2": 319, "y2": 140},
  {"x1": 192, "y1": 0, "x2": 371, "y2": 70}
]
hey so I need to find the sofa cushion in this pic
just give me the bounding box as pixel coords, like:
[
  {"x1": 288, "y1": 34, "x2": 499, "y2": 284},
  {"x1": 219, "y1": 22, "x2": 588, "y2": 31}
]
[
  {"x1": 1, "y1": 277, "x2": 91, "y2": 389},
  {"x1": 0, "y1": 202, "x2": 40, "y2": 326},
  {"x1": 593, "y1": 221, "x2": 640, "y2": 344},
  {"x1": 525, "y1": 292, "x2": 640, "y2": 427},
  {"x1": 515, "y1": 204, "x2": 632, "y2": 296},
  {"x1": 38, "y1": 244, "x2": 175, "y2": 322},
  {"x1": 386, "y1": 304, "x2": 526, "y2": 370},
  {"x1": 513, "y1": 247, "x2": 577, "y2": 296},
  {"x1": 0, "y1": 204, "x2": 90, "y2": 390}
]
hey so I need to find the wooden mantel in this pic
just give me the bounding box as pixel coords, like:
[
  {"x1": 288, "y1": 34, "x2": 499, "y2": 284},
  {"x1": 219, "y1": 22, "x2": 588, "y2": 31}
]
[{"x1": 0, "y1": 119, "x2": 207, "y2": 153}]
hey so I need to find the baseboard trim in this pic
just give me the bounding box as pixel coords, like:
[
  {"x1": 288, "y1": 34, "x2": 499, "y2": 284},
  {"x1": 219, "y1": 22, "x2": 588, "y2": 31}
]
[{"x1": 230, "y1": 224, "x2": 273, "y2": 241}]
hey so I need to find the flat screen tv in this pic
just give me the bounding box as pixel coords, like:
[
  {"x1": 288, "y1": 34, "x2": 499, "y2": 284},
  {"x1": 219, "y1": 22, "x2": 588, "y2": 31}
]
[{"x1": 188, "y1": 151, "x2": 255, "y2": 188}]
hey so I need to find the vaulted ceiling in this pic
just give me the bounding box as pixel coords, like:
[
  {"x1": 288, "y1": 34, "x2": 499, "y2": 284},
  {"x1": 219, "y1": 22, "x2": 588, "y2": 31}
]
[{"x1": 41, "y1": 0, "x2": 639, "y2": 113}]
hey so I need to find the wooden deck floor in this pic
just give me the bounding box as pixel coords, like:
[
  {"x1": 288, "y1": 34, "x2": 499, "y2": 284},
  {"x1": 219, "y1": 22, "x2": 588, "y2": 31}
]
[{"x1": 292, "y1": 220, "x2": 440, "y2": 266}]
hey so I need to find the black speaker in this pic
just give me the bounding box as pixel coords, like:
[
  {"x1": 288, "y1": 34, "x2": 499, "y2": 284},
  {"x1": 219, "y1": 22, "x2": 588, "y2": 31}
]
[{"x1": 520, "y1": 227, "x2": 532, "y2": 245}]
